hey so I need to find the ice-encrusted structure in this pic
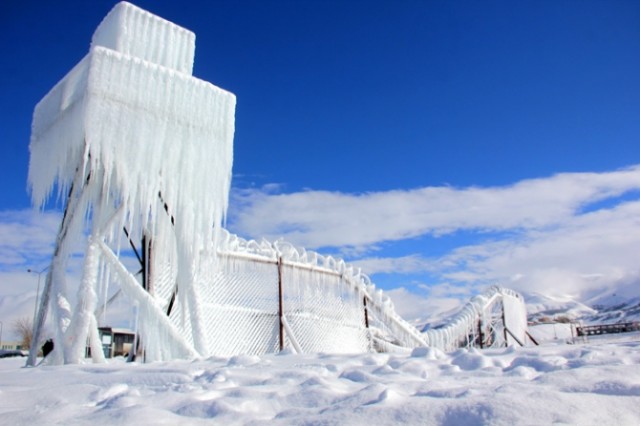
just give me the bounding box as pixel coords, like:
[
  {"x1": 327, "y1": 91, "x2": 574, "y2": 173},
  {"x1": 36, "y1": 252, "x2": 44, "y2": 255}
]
[
  {"x1": 423, "y1": 286, "x2": 531, "y2": 352},
  {"x1": 203, "y1": 230, "x2": 428, "y2": 356},
  {"x1": 27, "y1": 2, "x2": 530, "y2": 366},
  {"x1": 27, "y1": 2, "x2": 235, "y2": 366}
]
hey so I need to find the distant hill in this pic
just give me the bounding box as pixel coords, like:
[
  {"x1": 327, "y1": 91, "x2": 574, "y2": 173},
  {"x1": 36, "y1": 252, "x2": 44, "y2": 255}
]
[
  {"x1": 524, "y1": 291, "x2": 640, "y2": 325},
  {"x1": 586, "y1": 297, "x2": 640, "y2": 324},
  {"x1": 523, "y1": 292, "x2": 596, "y2": 323}
]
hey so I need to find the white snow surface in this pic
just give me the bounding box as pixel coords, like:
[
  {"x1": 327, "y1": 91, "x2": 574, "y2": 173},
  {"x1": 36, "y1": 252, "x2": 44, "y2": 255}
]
[{"x1": 1, "y1": 338, "x2": 639, "y2": 425}]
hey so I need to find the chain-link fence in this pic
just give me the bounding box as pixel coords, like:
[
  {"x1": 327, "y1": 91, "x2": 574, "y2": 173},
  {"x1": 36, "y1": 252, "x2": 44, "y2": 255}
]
[{"x1": 146, "y1": 231, "x2": 381, "y2": 357}]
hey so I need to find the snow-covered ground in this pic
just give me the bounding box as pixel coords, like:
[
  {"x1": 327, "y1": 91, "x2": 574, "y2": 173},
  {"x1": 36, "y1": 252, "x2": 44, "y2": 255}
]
[{"x1": 1, "y1": 338, "x2": 639, "y2": 425}]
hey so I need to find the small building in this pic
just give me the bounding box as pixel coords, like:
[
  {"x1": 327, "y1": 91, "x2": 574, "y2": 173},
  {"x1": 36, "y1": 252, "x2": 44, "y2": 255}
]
[
  {"x1": 94, "y1": 328, "x2": 136, "y2": 358},
  {"x1": 1, "y1": 341, "x2": 24, "y2": 351}
]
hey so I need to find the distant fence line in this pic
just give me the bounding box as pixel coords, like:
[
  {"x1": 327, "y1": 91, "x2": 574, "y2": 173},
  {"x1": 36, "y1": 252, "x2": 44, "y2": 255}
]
[{"x1": 576, "y1": 322, "x2": 640, "y2": 337}]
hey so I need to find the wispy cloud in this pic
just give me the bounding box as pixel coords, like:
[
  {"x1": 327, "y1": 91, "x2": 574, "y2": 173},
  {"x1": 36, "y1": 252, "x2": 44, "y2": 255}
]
[
  {"x1": 0, "y1": 209, "x2": 60, "y2": 270},
  {"x1": 0, "y1": 209, "x2": 63, "y2": 339},
  {"x1": 433, "y1": 200, "x2": 640, "y2": 297},
  {"x1": 228, "y1": 166, "x2": 640, "y2": 250},
  {"x1": 385, "y1": 285, "x2": 472, "y2": 325}
]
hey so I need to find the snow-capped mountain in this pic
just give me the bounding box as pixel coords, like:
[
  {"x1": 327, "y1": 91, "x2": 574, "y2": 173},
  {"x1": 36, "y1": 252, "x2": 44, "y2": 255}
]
[
  {"x1": 523, "y1": 291, "x2": 640, "y2": 324},
  {"x1": 586, "y1": 296, "x2": 640, "y2": 324},
  {"x1": 523, "y1": 292, "x2": 596, "y2": 323}
]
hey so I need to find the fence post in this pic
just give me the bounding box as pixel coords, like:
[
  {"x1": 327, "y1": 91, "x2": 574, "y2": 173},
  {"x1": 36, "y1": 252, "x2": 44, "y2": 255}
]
[
  {"x1": 363, "y1": 296, "x2": 369, "y2": 329},
  {"x1": 501, "y1": 300, "x2": 508, "y2": 347},
  {"x1": 278, "y1": 256, "x2": 284, "y2": 351}
]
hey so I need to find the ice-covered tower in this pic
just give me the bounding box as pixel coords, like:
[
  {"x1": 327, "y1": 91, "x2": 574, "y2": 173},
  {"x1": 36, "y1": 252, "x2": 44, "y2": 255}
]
[{"x1": 27, "y1": 2, "x2": 235, "y2": 365}]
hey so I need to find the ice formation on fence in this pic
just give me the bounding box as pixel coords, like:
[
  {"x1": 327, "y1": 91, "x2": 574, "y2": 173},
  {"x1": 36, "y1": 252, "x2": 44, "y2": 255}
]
[
  {"x1": 199, "y1": 230, "x2": 428, "y2": 356},
  {"x1": 26, "y1": 2, "x2": 530, "y2": 366},
  {"x1": 423, "y1": 286, "x2": 529, "y2": 352}
]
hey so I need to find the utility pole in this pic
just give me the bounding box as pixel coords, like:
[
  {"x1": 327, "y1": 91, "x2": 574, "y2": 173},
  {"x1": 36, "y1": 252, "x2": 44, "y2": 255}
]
[{"x1": 27, "y1": 267, "x2": 49, "y2": 327}]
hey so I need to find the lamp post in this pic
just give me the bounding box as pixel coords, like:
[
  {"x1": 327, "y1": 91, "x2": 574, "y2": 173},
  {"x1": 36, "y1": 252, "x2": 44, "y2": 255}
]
[
  {"x1": 27, "y1": 266, "x2": 49, "y2": 326},
  {"x1": 0, "y1": 320, "x2": 3, "y2": 349}
]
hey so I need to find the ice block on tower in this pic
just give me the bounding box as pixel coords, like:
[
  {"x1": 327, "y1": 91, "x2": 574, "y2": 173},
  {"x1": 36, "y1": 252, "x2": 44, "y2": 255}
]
[{"x1": 91, "y1": 1, "x2": 196, "y2": 75}]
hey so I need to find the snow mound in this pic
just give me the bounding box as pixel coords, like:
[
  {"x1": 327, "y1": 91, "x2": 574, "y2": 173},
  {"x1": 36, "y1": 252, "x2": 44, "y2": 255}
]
[{"x1": 2, "y1": 339, "x2": 639, "y2": 424}]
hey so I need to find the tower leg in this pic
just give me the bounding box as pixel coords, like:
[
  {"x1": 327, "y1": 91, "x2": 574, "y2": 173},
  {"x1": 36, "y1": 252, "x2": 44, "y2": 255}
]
[
  {"x1": 27, "y1": 163, "x2": 91, "y2": 367},
  {"x1": 65, "y1": 236, "x2": 102, "y2": 363}
]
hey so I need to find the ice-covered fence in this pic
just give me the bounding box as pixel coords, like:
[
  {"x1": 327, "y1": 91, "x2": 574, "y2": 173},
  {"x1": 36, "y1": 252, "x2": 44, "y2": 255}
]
[
  {"x1": 123, "y1": 227, "x2": 541, "y2": 359},
  {"x1": 422, "y1": 286, "x2": 529, "y2": 352},
  {"x1": 144, "y1": 230, "x2": 427, "y2": 358}
]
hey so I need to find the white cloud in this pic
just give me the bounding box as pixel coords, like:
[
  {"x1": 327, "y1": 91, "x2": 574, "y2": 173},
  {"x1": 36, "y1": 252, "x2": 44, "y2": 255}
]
[
  {"x1": 228, "y1": 166, "x2": 640, "y2": 250},
  {"x1": 385, "y1": 283, "x2": 475, "y2": 326},
  {"x1": 360, "y1": 199, "x2": 640, "y2": 301},
  {"x1": 435, "y1": 200, "x2": 640, "y2": 298},
  {"x1": 0, "y1": 209, "x2": 60, "y2": 269},
  {"x1": 351, "y1": 254, "x2": 434, "y2": 275}
]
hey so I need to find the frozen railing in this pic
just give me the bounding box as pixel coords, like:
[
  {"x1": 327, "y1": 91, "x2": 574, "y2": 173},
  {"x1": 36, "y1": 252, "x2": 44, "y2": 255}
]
[
  {"x1": 422, "y1": 286, "x2": 529, "y2": 352},
  {"x1": 127, "y1": 230, "x2": 532, "y2": 359},
  {"x1": 146, "y1": 229, "x2": 426, "y2": 358},
  {"x1": 147, "y1": 232, "x2": 529, "y2": 357}
]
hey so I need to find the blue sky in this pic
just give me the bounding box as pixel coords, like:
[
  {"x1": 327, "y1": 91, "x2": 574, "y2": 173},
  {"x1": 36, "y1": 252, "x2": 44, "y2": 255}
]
[{"x1": 1, "y1": 0, "x2": 640, "y2": 328}]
